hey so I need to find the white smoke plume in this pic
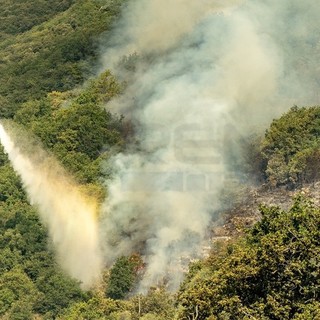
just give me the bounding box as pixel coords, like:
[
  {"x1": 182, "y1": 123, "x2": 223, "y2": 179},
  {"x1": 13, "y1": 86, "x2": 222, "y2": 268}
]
[
  {"x1": 100, "y1": 0, "x2": 320, "y2": 292},
  {"x1": 0, "y1": 121, "x2": 103, "y2": 289}
]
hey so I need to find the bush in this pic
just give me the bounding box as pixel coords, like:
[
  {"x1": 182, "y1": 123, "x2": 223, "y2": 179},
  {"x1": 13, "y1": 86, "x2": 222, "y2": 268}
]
[
  {"x1": 262, "y1": 106, "x2": 320, "y2": 187},
  {"x1": 176, "y1": 195, "x2": 320, "y2": 319}
]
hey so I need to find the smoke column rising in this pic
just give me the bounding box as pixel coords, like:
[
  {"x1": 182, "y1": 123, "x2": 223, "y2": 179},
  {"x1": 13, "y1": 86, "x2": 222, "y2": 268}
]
[
  {"x1": 100, "y1": 0, "x2": 320, "y2": 291},
  {"x1": 0, "y1": 0, "x2": 317, "y2": 293},
  {"x1": 0, "y1": 122, "x2": 103, "y2": 289},
  {"x1": 100, "y1": 0, "x2": 278, "y2": 291}
]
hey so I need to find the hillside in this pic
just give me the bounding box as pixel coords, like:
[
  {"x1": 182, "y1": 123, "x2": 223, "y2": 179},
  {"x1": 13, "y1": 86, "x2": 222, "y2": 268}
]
[
  {"x1": 0, "y1": 0, "x2": 75, "y2": 40},
  {"x1": 0, "y1": 1, "x2": 127, "y2": 318},
  {"x1": 0, "y1": 0, "x2": 124, "y2": 117},
  {"x1": 0, "y1": 0, "x2": 319, "y2": 319}
]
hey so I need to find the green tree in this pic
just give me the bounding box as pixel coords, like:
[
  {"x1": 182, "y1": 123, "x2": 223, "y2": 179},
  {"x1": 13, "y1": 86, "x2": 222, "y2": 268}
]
[
  {"x1": 176, "y1": 195, "x2": 320, "y2": 319},
  {"x1": 58, "y1": 295, "x2": 128, "y2": 320},
  {"x1": 106, "y1": 255, "x2": 142, "y2": 300},
  {"x1": 0, "y1": 267, "x2": 41, "y2": 318},
  {"x1": 0, "y1": 0, "x2": 75, "y2": 40},
  {"x1": 34, "y1": 269, "x2": 86, "y2": 318},
  {"x1": 0, "y1": 0, "x2": 126, "y2": 116},
  {"x1": 262, "y1": 106, "x2": 320, "y2": 187},
  {"x1": 130, "y1": 289, "x2": 175, "y2": 320}
]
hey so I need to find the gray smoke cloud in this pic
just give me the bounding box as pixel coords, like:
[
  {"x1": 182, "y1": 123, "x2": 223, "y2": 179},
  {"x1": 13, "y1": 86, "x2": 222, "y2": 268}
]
[{"x1": 99, "y1": 0, "x2": 320, "y2": 291}]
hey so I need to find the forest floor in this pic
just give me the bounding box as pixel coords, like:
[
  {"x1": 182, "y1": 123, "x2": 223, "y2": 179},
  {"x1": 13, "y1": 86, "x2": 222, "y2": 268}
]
[{"x1": 213, "y1": 182, "x2": 320, "y2": 238}]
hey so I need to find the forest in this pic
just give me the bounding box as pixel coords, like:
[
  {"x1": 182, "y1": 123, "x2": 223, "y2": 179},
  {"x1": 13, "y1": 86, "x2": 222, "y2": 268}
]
[{"x1": 0, "y1": 0, "x2": 319, "y2": 319}]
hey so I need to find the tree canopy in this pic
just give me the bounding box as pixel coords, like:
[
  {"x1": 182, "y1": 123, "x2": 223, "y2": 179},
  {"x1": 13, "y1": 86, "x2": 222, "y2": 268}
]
[
  {"x1": 0, "y1": 0, "x2": 319, "y2": 318},
  {"x1": 176, "y1": 195, "x2": 320, "y2": 319},
  {"x1": 262, "y1": 106, "x2": 320, "y2": 188}
]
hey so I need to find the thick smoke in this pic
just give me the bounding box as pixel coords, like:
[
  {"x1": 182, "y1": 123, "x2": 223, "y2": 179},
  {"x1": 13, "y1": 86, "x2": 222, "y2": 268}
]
[
  {"x1": 0, "y1": 0, "x2": 317, "y2": 293},
  {"x1": 100, "y1": 0, "x2": 320, "y2": 291},
  {"x1": 0, "y1": 122, "x2": 103, "y2": 289}
]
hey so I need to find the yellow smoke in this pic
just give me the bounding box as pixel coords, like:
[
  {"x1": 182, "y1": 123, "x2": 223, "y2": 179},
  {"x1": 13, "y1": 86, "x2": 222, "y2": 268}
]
[{"x1": 0, "y1": 121, "x2": 103, "y2": 289}]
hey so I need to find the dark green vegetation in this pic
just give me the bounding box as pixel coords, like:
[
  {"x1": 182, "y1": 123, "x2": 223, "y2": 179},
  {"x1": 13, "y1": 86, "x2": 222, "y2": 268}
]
[
  {"x1": 106, "y1": 254, "x2": 143, "y2": 300},
  {"x1": 0, "y1": 0, "x2": 124, "y2": 117},
  {"x1": 0, "y1": 1, "x2": 127, "y2": 318},
  {"x1": 262, "y1": 106, "x2": 320, "y2": 188},
  {"x1": 0, "y1": 150, "x2": 88, "y2": 318},
  {"x1": 176, "y1": 196, "x2": 320, "y2": 319},
  {"x1": 0, "y1": 0, "x2": 75, "y2": 40},
  {"x1": 0, "y1": 0, "x2": 319, "y2": 319},
  {"x1": 14, "y1": 70, "x2": 124, "y2": 193}
]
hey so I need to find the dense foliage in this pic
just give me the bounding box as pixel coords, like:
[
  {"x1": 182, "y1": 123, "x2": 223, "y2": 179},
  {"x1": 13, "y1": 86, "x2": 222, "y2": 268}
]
[
  {"x1": 106, "y1": 255, "x2": 143, "y2": 300},
  {"x1": 262, "y1": 106, "x2": 320, "y2": 188},
  {"x1": 13, "y1": 70, "x2": 124, "y2": 189},
  {"x1": 176, "y1": 195, "x2": 320, "y2": 319},
  {"x1": 0, "y1": 1, "x2": 127, "y2": 318},
  {"x1": 0, "y1": 0, "x2": 75, "y2": 40},
  {"x1": 0, "y1": 147, "x2": 88, "y2": 318},
  {"x1": 0, "y1": 0, "x2": 125, "y2": 117},
  {"x1": 0, "y1": 0, "x2": 319, "y2": 319}
]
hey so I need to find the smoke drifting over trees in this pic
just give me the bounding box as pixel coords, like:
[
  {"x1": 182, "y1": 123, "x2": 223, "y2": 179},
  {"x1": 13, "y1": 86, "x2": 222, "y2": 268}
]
[
  {"x1": 0, "y1": 0, "x2": 319, "y2": 302},
  {"x1": 0, "y1": 121, "x2": 103, "y2": 289},
  {"x1": 99, "y1": 0, "x2": 320, "y2": 290}
]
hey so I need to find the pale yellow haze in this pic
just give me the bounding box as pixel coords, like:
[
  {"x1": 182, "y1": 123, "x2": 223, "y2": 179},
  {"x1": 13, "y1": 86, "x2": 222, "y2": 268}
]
[
  {"x1": 125, "y1": 0, "x2": 243, "y2": 53},
  {"x1": 0, "y1": 122, "x2": 103, "y2": 289},
  {"x1": 103, "y1": 0, "x2": 245, "y2": 67}
]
